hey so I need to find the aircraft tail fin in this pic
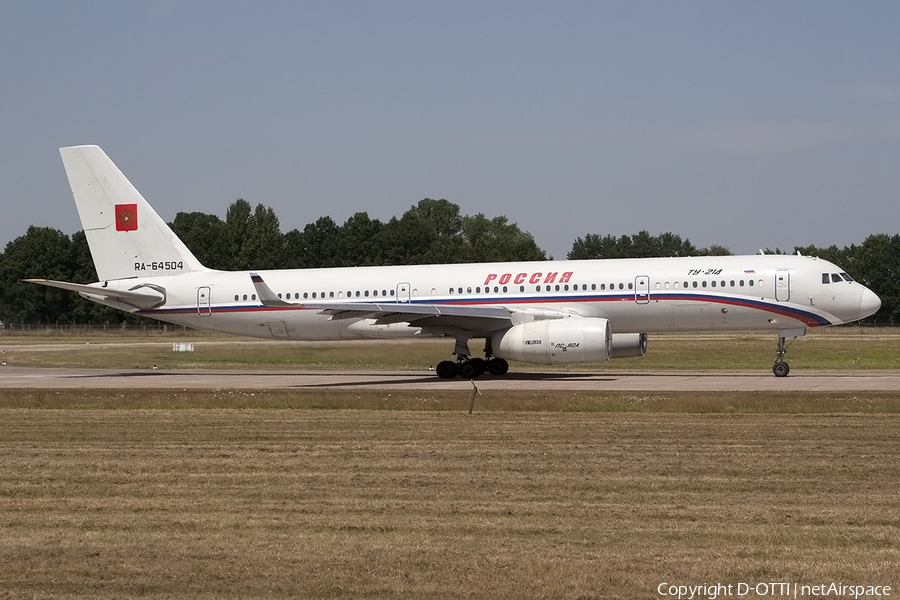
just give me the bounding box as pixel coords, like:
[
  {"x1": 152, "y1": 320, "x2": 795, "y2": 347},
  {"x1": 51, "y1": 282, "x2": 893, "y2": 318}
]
[{"x1": 59, "y1": 145, "x2": 207, "y2": 281}]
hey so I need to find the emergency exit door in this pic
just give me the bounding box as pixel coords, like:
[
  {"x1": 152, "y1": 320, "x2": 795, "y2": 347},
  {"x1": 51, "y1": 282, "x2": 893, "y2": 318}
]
[{"x1": 197, "y1": 286, "x2": 211, "y2": 316}]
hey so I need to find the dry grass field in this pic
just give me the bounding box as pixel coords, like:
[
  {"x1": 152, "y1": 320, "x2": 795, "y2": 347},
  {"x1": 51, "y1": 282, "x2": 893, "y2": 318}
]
[
  {"x1": 2, "y1": 327, "x2": 900, "y2": 372},
  {"x1": 1, "y1": 330, "x2": 898, "y2": 598},
  {"x1": 1, "y1": 389, "x2": 899, "y2": 599}
]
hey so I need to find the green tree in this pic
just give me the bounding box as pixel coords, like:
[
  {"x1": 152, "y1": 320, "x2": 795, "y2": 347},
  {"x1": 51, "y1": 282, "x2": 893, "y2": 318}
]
[
  {"x1": 380, "y1": 199, "x2": 467, "y2": 265},
  {"x1": 221, "y1": 199, "x2": 285, "y2": 270},
  {"x1": 851, "y1": 234, "x2": 900, "y2": 323},
  {"x1": 0, "y1": 227, "x2": 77, "y2": 324},
  {"x1": 568, "y1": 231, "x2": 716, "y2": 259},
  {"x1": 282, "y1": 216, "x2": 343, "y2": 269},
  {"x1": 170, "y1": 211, "x2": 228, "y2": 270},
  {"x1": 237, "y1": 204, "x2": 283, "y2": 270},
  {"x1": 337, "y1": 212, "x2": 386, "y2": 267},
  {"x1": 460, "y1": 214, "x2": 547, "y2": 262}
]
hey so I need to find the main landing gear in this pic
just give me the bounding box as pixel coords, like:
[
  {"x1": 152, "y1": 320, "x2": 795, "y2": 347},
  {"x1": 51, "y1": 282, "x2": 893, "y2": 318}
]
[
  {"x1": 435, "y1": 357, "x2": 509, "y2": 379},
  {"x1": 435, "y1": 337, "x2": 510, "y2": 379}
]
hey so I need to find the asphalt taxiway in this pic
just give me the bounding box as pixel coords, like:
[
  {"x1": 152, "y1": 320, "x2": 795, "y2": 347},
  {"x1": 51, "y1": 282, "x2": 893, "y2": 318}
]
[{"x1": 2, "y1": 366, "x2": 900, "y2": 391}]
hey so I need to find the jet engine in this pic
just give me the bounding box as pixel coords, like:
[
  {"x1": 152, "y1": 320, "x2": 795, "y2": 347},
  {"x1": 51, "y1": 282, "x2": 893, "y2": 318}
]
[
  {"x1": 491, "y1": 317, "x2": 611, "y2": 365},
  {"x1": 610, "y1": 333, "x2": 648, "y2": 358}
]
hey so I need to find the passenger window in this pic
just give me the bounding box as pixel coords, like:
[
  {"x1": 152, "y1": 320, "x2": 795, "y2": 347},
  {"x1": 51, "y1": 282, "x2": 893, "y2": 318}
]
[
  {"x1": 692, "y1": 282, "x2": 698, "y2": 288},
  {"x1": 503, "y1": 286, "x2": 508, "y2": 293},
  {"x1": 234, "y1": 295, "x2": 239, "y2": 301},
  {"x1": 711, "y1": 281, "x2": 716, "y2": 287},
  {"x1": 520, "y1": 286, "x2": 525, "y2": 292},
  {"x1": 364, "y1": 290, "x2": 369, "y2": 297},
  {"x1": 702, "y1": 281, "x2": 707, "y2": 288},
  {"x1": 251, "y1": 294, "x2": 257, "y2": 300},
  {"x1": 749, "y1": 280, "x2": 754, "y2": 287}
]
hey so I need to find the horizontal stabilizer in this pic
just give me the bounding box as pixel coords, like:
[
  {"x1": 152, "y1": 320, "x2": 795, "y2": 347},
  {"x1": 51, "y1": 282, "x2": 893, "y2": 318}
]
[{"x1": 23, "y1": 279, "x2": 166, "y2": 310}]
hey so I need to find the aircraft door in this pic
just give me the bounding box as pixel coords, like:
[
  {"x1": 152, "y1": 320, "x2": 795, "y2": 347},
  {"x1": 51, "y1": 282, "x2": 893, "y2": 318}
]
[
  {"x1": 396, "y1": 282, "x2": 411, "y2": 303},
  {"x1": 775, "y1": 270, "x2": 790, "y2": 302},
  {"x1": 197, "y1": 286, "x2": 212, "y2": 316},
  {"x1": 634, "y1": 275, "x2": 650, "y2": 305}
]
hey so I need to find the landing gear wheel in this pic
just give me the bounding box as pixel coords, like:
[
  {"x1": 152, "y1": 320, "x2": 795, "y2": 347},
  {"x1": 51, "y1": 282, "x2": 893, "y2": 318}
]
[
  {"x1": 459, "y1": 358, "x2": 486, "y2": 379},
  {"x1": 773, "y1": 362, "x2": 790, "y2": 378},
  {"x1": 487, "y1": 358, "x2": 509, "y2": 376},
  {"x1": 436, "y1": 360, "x2": 458, "y2": 379}
]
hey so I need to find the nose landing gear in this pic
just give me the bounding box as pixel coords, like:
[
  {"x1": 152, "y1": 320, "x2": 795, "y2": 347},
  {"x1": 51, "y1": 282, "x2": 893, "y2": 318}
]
[{"x1": 773, "y1": 328, "x2": 805, "y2": 377}]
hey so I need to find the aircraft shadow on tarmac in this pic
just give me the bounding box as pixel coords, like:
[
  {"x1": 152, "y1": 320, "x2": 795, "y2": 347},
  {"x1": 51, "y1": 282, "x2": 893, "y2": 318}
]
[
  {"x1": 294, "y1": 372, "x2": 619, "y2": 388},
  {"x1": 63, "y1": 370, "x2": 618, "y2": 387}
]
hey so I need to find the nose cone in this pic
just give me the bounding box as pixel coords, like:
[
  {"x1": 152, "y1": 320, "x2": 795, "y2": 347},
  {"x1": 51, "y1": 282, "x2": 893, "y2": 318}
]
[{"x1": 860, "y1": 286, "x2": 882, "y2": 319}]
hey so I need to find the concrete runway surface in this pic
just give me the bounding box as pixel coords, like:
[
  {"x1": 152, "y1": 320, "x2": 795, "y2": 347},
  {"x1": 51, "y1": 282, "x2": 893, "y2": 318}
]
[{"x1": 2, "y1": 366, "x2": 900, "y2": 391}]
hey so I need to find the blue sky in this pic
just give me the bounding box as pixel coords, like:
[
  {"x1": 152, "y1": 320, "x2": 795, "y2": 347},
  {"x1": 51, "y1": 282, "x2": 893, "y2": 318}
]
[{"x1": 2, "y1": 1, "x2": 898, "y2": 260}]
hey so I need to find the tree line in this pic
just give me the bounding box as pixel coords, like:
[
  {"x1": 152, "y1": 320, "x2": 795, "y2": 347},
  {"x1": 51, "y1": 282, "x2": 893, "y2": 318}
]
[{"x1": 1, "y1": 198, "x2": 897, "y2": 324}]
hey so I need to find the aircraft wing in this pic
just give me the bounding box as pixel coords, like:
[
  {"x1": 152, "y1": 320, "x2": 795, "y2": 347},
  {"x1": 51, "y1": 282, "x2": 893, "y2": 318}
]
[
  {"x1": 250, "y1": 272, "x2": 513, "y2": 331},
  {"x1": 23, "y1": 279, "x2": 166, "y2": 310},
  {"x1": 304, "y1": 301, "x2": 514, "y2": 332}
]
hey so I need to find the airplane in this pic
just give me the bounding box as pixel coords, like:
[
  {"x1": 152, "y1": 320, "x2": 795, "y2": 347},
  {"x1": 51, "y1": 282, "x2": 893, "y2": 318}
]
[{"x1": 26, "y1": 145, "x2": 881, "y2": 378}]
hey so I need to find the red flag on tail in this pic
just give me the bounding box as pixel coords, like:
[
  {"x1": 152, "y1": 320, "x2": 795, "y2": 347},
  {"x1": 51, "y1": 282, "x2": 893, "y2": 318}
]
[{"x1": 115, "y1": 204, "x2": 137, "y2": 231}]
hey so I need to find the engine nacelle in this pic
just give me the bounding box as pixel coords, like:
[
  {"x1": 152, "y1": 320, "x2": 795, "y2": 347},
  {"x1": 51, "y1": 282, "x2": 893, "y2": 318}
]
[
  {"x1": 491, "y1": 318, "x2": 611, "y2": 365},
  {"x1": 610, "y1": 333, "x2": 648, "y2": 358}
]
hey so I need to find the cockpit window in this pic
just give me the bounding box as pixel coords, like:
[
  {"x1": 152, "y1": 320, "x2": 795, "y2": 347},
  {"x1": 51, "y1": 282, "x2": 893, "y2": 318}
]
[
  {"x1": 840, "y1": 272, "x2": 854, "y2": 282},
  {"x1": 822, "y1": 273, "x2": 830, "y2": 284},
  {"x1": 831, "y1": 273, "x2": 842, "y2": 283}
]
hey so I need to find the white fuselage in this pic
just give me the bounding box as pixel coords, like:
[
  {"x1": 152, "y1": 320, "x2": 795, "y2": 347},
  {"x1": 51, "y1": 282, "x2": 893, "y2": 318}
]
[{"x1": 96, "y1": 254, "x2": 880, "y2": 341}]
